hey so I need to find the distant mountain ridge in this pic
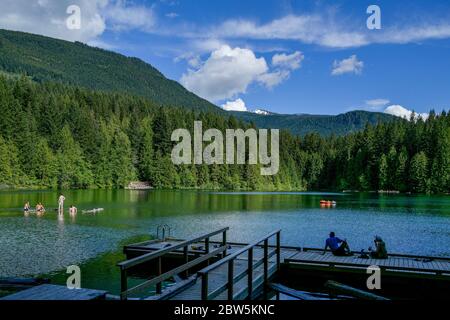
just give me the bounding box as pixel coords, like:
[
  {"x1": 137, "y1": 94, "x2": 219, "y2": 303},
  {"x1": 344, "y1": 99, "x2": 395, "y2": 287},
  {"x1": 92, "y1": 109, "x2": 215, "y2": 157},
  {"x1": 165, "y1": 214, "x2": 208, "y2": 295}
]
[
  {"x1": 0, "y1": 28, "x2": 396, "y2": 136},
  {"x1": 230, "y1": 110, "x2": 396, "y2": 136}
]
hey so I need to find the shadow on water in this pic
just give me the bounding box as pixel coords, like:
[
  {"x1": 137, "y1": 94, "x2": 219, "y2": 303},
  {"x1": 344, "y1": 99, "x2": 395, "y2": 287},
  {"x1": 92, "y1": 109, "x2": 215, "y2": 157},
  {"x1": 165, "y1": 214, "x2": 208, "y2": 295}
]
[{"x1": 41, "y1": 234, "x2": 153, "y2": 296}]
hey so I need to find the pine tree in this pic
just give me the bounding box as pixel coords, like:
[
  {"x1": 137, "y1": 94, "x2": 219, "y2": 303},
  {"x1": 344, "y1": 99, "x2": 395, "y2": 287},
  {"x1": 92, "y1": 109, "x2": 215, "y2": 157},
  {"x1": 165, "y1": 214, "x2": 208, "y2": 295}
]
[
  {"x1": 378, "y1": 154, "x2": 388, "y2": 190},
  {"x1": 410, "y1": 152, "x2": 429, "y2": 193},
  {"x1": 111, "y1": 130, "x2": 136, "y2": 187},
  {"x1": 56, "y1": 126, "x2": 93, "y2": 188}
]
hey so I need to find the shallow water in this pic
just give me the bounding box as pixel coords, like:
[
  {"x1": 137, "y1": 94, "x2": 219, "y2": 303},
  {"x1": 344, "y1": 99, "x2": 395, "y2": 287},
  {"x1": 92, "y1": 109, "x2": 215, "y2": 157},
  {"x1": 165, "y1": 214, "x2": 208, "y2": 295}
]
[{"x1": 0, "y1": 190, "x2": 449, "y2": 294}]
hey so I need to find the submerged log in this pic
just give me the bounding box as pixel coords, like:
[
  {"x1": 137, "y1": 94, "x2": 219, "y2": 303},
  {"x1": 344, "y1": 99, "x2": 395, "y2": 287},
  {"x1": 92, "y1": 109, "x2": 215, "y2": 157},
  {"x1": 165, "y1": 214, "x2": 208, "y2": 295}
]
[
  {"x1": 325, "y1": 280, "x2": 389, "y2": 300},
  {"x1": 269, "y1": 283, "x2": 328, "y2": 300}
]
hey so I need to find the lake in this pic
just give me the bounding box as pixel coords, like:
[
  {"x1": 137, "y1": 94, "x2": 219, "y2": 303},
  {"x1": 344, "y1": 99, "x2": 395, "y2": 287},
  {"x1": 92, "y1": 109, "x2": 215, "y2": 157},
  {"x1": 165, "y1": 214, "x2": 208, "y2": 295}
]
[{"x1": 0, "y1": 190, "x2": 449, "y2": 295}]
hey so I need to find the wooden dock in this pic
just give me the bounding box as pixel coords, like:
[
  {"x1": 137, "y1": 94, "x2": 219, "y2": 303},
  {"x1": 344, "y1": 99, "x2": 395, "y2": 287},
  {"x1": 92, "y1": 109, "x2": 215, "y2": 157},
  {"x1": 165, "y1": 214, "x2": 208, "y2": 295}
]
[
  {"x1": 118, "y1": 229, "x2": 450, "y2": 300},
  {"x1": 2, "y1": 228, "x2": 449, "y2": 300},
  {"x1": 165, "y1": 245, "x2": 298, "y2": 300},
  {"x1": 286, "y1": 248, "x2": 450, "y2": 276},
  {"x1": 118, "y1": 228, "x2": 300, "y2": 300},
  {"x1": 0, "y1": 284, "x2": 107, "y2": 300}
]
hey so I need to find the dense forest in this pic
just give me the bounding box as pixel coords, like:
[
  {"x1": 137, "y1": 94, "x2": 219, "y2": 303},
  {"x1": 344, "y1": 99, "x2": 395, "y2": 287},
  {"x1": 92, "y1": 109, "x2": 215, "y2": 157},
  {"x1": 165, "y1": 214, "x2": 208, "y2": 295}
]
[{"x1": 0, "y1": 75, "x2": 448, "y2": 193}]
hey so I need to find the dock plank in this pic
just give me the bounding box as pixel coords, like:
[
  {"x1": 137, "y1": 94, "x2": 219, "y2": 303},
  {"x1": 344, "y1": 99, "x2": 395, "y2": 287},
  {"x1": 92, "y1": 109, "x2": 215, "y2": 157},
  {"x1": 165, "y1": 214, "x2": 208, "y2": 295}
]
[
  {"x1": 286, "y1": 250, "x2": 450, "y2": 275},
  {"x1": 1, "y1": 284, "x2": 107, "y2": 300}
]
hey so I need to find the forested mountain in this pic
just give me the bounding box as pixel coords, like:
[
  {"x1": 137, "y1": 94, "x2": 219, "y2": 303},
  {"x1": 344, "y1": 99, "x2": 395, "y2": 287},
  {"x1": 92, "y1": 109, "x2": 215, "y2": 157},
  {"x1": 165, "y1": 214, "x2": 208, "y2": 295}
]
[
  {"x1": 0, "y1": 30, "x2": 447, "y2": 193},
  {"x1": 0, "y1": 75, "x2": 448, "y2": 193},
  {"x1": 231, "y1": 110, "x2": 396, "y2": 136},
  {"x1": 0, "y1": 29, "x2": 397, "y2": 137},
  {"x1": 0, "y1": 29, "x2": 218, "y2": 112}
]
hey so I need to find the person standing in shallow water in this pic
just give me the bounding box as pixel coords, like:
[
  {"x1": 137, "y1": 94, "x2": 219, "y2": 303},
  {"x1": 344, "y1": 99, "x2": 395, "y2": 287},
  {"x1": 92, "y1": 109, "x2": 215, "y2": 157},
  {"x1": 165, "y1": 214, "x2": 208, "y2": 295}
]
[{"x1": 58, "y1": 194, "x2": 66, "y2": 214}]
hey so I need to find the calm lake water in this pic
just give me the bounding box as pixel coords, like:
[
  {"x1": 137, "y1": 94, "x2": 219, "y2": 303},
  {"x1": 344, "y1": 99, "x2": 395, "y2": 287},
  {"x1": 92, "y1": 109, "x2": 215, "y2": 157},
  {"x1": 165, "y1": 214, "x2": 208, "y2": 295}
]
[{"x1": 0, "y1": 190, "x2": 449, "y2": 295}]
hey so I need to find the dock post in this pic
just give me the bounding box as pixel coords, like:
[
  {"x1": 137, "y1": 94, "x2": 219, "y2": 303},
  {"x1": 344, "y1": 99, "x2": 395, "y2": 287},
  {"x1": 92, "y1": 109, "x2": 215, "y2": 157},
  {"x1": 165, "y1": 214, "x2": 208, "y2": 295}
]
[
  {"x1": 205, "y1": 238, "x2": 210, "y2": 266},
  {"x1": 156, "y1": 257, "x2": 162, "y2": 294},
  {"x1": 228, "y1": 260, "x2": 234, "y2": 300},
  {"x1": 222, "y1": 230, "x2": 227, "y2": 257},
  {"x1": 248, "y1": 247, "x2": 253, "y2": 299},
  {"x1": 201, "y1": 273, "x2": 209, "y2": 300},
  {"x1": 183, "y1": 246, "x2": 189, "y2": 277},
  {"x1": 120, "y1": 269, "x2": 127, "y2": 300},
  {"x1": 263, "y1": 239, "x2": 269, "y2": 299},
  {"x1": 276, "y1": 231, "x2": 281, "y2": 271},
  {"x1": 205, "y1": 238, "x2": 210, "y2": 253}
]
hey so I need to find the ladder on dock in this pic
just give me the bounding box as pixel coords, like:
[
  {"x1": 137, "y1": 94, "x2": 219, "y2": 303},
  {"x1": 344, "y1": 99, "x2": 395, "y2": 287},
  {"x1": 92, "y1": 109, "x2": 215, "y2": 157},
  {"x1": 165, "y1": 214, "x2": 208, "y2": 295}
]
[{"x1": 117, "y1": 228, "x2": 229, "y2": 300}]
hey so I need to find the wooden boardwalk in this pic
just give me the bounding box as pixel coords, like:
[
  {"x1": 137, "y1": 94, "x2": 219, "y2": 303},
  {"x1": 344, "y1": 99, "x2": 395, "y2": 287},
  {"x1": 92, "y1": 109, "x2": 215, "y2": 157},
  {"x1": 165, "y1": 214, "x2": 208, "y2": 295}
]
[
  {"x1": 0, "y1": 284, "x2": 107, "y2": 300},
  {"x1": 286, "y1": 249, "x2": 450, "y2": 275},
  {"x1": 165, "y1": 246, "x2": 298, "y2": 300},
  {"x1": 121, "y1": 231, "x2": 450, "y2": 300}
]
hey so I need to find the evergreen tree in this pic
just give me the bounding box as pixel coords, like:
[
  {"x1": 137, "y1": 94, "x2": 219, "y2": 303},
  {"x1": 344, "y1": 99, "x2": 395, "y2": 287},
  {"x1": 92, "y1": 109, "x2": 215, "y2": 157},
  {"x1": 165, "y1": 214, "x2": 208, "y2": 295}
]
[
  {"x1": 410, "y1": 152, "x2": 429, "y2": 193},
  {"x1": 56, "y1": 126, "x2": 93, "y2": 188}
]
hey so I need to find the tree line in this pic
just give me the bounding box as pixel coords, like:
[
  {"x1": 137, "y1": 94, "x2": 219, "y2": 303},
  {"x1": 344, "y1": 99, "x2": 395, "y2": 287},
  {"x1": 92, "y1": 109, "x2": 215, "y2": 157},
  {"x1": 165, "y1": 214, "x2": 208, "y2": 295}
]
[{"x1": 0, "y1": 75, "x2": 448, "y2": 193}]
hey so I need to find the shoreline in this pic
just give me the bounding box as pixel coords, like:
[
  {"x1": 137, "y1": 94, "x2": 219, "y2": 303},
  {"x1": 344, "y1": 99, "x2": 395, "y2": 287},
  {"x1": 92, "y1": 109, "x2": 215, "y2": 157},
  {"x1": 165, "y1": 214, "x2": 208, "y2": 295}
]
[{"x1": 0, "y1": 187, "x2": 447, "y2": 196}]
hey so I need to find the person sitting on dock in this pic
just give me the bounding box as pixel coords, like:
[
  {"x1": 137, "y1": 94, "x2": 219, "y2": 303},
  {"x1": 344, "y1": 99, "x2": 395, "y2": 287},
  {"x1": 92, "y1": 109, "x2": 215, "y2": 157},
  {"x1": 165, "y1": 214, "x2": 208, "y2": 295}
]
[
  {"x1": 323, "y1": 232, "x2": 352, "y2": 256},
  {"x1": 369, "y1": 236, "x2": 388, "y2": 259}
]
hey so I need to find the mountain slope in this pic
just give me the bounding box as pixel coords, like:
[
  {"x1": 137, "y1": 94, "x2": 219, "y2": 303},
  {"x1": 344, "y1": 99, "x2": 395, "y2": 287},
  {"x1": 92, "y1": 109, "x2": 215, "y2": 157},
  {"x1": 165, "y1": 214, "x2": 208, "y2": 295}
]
[
  {"x1": 0, "y1": 29, "x2": 218, "y2": 111},
  {"x1": 231, "y1": 110, "x2": 396, "y2": 136}
]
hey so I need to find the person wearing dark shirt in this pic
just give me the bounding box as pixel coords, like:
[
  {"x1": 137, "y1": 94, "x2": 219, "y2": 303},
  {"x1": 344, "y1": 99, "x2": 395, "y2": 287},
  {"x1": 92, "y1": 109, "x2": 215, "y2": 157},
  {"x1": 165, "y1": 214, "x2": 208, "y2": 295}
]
[
  {"x1": 369, "y1": 236, "x2": 388, "y2": 259},
  {"x1": 323, "y1": 232, "x2": 352, "y2": 256}
]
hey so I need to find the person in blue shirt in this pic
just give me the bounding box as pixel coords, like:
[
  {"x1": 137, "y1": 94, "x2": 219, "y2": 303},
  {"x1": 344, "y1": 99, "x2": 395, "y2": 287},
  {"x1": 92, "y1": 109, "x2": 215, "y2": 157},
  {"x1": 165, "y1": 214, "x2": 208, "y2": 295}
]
[{"x1": 323, "y1": 232, "x2": 352, "y2": 256}]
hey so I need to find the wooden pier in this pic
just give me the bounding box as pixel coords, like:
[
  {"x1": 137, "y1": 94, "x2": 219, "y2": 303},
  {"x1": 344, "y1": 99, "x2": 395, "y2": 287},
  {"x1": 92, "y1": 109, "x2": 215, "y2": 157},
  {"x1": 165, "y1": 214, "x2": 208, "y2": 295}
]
[
  {"x1": 286, "y1": 248, "x2": 450, "y2": 276},
  {"x1": 0, "y1": 284, "x2": 107, "y2": 300},
  {"x1": 2, "y1": 228, "x2": 449, "y2": 300},
  {"x1": 118, "y1": 228, "x2": 450, "y2": 300}
]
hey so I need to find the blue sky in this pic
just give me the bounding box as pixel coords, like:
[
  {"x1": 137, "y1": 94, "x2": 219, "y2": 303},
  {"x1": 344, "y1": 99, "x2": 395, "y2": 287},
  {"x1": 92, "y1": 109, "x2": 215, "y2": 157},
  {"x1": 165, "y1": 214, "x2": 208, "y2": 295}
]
[{"x1": 1, "y1": 0, "x2": 450, "y2": 116}]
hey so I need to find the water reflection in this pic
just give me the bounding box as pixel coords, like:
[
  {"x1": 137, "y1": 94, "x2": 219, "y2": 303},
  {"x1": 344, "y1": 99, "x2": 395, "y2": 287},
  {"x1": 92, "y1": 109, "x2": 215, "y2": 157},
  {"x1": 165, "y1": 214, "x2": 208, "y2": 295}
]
[{"x1": 0, "y1": 190, "x2": 449, "y2": 280}]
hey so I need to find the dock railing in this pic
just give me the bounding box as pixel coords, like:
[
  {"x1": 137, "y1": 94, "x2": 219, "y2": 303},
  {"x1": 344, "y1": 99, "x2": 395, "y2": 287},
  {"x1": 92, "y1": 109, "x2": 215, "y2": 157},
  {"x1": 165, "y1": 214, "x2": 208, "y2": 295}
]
[
  {"x1": 117, "y1": 227, "x2": 229, "y2": 300},
  {"x1": 198, "y1": 229, "x2": 281, "y2": 300}
]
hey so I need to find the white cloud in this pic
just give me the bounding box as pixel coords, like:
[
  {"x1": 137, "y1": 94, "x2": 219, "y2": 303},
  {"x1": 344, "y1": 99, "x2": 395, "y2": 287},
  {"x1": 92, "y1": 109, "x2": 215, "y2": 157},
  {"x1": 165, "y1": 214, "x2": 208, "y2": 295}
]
[
  {"x1": 192, "y1": 12, "x2": 450, "y2": 49},
  {"x1": 209, "y1": 14, "x2": 368, "y2": 49},
  {"x1": 272, "y1": 51, "x2": 304, "y2": 70},
  {"x1": 361, "y1": 98, "x2": 390, "y2": 111},
  {"x1": 331, "y1": 55, "x2": 364, "y2": 76},
  {"x1": 379, "y1": 23, "x2": 450, "y2": 45},
  {"x1": 3, "y1": 3, "x2": 450, "y2": 51},
  {"x1": 257, "y1": 69, "x2": 290, "y2": 89},
  {"x1": 180, "y1": 45, "x2": 268, "y2": 102},
  {"x1": 254, "y1": 109, "x2": 270, "y2": 115},
  {"x1": 257, "y1": 51, "x2": 304, "y2": 88},
  {"x1": 165, "y1": 12, "x2": 179, "y2": 19},
  {"x1": 384, "y1": 105, "x2": 429, "y2": 121},
  {"x1": 221, "y1": 98, "x2": 248, "y2": 112},
  {"x1": 180, "y1": 45, "x2": 303, "y2": 101},
  {"x1": 0, "y1": 0, "x2": 156, "y2": 43},
  {"x1": 0, "y1": 0, "x2": 107, "y2": 42},
  {"x1": 174, "y1": 52, "x2": 202, "y2": 68},
  {"x1": 366, "y1": 99, "x2": 390, "y2": 108},
  {"x1": 103, "y1": 0, "x2": 155, "y2": 32}
]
